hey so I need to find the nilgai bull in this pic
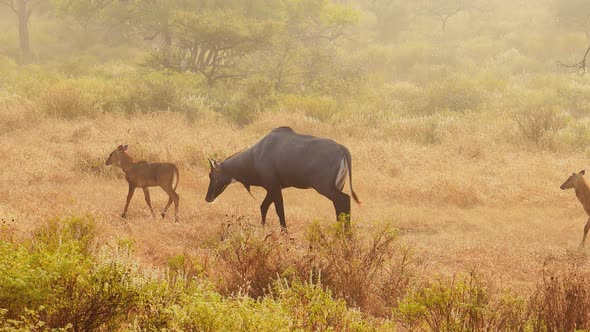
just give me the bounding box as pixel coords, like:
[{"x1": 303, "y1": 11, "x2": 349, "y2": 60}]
[
  {"x1": 561, "y1": 169, "x2": 590, "y2": 246},
  {"x1": 106, "y1": 144, "x2": 180, "y2": 221},
  {"x1": 205, "y1": 126, "x2": 361, "y2": 230}
]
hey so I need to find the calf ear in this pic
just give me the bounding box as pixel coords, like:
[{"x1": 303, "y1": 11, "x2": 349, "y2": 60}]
[
  {"x1": 581, "y1": 170, "x2": 586, "y2": 175},
  {"x1": 118, "y1": 144, "x2": 129, "y2": 152}
]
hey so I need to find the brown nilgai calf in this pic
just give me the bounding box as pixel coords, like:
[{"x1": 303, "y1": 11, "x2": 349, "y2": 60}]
[
  {"x1": 561, "y1": 170, "x2": 590, "y2": 246},
  {"x1": 106, "y1": 144, "x2": 180, "y2": 221}
]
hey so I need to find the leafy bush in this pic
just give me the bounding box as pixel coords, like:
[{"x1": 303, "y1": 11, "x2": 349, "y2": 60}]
[
  {"x1": 304, "y1": 222, "x2": 411, "y2": 316},
  {"x1": 46, "y1": 251, "x2": 140, "y2": 331},
  {"x1": 214, "y1": 220, "x2": 293, "y2": 298},
  {"x1": 165, "y1": 285, "x2": 292, "y2": 332},
  {"x1": 0, "y1": 216, "x2": 140, "y2": 331},
  {"x1": 424, "y1": 78, "x2": 487, "y2": 114},
  {"x1": 395, "y1": 273, "x2": 529, "y2": 332},
  {"x1": 279, "y1": 94, "x2": 338, "y2": 122},
  {"x1": 121, "y1": 75, "x2": 178, "y2": 113},
  {"x1": 33, "y1": 215, "x2": 99, "y2": 255},
  {"x1": 514, "y1": 106, "x2": 568, "y2": 149},
  {"x1": 38, "y1": 82, "x2": 101, "y2": 119},
  {"x1": 274, "y1": 278, "x2": 376, "y2": 332}
]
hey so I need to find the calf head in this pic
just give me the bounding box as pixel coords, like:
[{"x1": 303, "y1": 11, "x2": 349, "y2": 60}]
[
  {"x1": 205, "y1": 159, "x2": 233, "y2": 203},
  {"x1": 105, "y1": 144, "x2": 128, "y2": 167},
  {"x1": 561, "y1": 170, "x2": 585, "y2": 190}
]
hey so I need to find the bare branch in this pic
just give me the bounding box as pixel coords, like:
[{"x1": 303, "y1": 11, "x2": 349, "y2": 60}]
[
  {"x1": 558, "y1": 44, "x2": 590, "y2": 75},
  {"x1": 0, "y1": 0, "x2": 18, "y2": 14}
]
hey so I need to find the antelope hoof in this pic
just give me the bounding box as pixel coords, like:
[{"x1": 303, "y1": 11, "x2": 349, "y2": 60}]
[
  {"x1": 121, "y1": 212, "x2": 128, "y2": 219},
  {"x1": 161, "y1": 212, "x2": 166, "y2": 219},
  {"x1": 280, "y1": 227, "x2": 288, "y2": 235}
]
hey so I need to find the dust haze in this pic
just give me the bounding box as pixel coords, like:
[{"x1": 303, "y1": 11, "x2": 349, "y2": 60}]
[{"x1": 1, "y1": 0, "x2": 590, "y2": 330}]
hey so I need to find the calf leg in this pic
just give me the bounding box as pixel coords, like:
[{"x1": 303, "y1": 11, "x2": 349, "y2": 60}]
[
  {"x1": 143, "y1": 188, "x2": 156, "y2": 218},
  {"x1": 161, "y1": 185, "x2": 179, "y2": 222},
  {"x1": 122, "y1": 183, "x2": 136, "y2": 218},
  {"x1": 260, "y1": 192, "x2": 273, "y2": 226},
  {"x1": 172, "y1": 192, "x2": 180, "y2": 222},
  {"x1": 583, "y1": 217, "x2": 590, "y2": 247}
]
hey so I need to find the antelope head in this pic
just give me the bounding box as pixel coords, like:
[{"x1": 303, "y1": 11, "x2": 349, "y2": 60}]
[
  {"x1": 561, "y1": 170, "x2": 585, "y2": 190},
  {"x1": 205, "y1": 158, "x2": 233, "y2": 203},
  {"x1": 105, "y1": 144, "x2": 128, "y2": 167}
]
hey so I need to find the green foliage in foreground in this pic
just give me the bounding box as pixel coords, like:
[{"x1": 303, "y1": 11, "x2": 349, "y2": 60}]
[
  {"x1": 2, "y1": 215, "x2": 590, "y2": 331},
  {"x1": 0, "y1": 216, "x2": 385, "y2": 331}
]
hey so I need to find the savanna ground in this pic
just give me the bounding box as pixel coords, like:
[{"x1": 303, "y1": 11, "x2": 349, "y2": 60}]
[
  {"x1": 3, "y1": 109, "x2": 589, "y2": 287},
  {"x1": 4, "y1": 0, "x2": 590, "y2": 330}
]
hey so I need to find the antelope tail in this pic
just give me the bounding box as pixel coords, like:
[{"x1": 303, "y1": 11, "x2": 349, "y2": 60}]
[
  {"x1": 173, "y1": 166, "x2": 180, "y2": 191},
  {"x1": 345, "y1": 149, "x2": 361, "y2": 205}
]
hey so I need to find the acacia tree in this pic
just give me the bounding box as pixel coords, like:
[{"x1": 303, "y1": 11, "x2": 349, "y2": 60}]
[
  {"x1": 418, "y1": 0, "x2": 478, "y2": 32},
  {"x1": 0, "y1": 0, "x2": 47, "y2": 62},
  {"x1": 148, "y1": 9, "x2": 276, "y2": 86},
  {"x1": 268, "y1": 0, "x2": 359, "y2": 92},
  {"x1": 53, "y1": 0, "x2": 139, "y2": 47},
  {"x1": 366, "y1": 0, "x2": 411, "y2": 42}
]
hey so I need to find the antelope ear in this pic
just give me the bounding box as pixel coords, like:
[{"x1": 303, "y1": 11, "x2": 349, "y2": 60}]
[
  {"x1": 208, "y1": 158, "x2": 217, "y2": 170},
  {"x1": 580, "y1": 170, "x2": 586, "y2": 175},
  {"x1": 118, "y1": 144, "x2": 128, "y2": 152}
]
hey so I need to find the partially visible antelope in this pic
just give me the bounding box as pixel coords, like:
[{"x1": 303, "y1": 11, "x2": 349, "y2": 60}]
[
  {"x1": 106, "y1": 144, "x2": 180, "y2": 221},
  {"x1": 560, "y1": 170, "x2": 590, "y2": 246}
]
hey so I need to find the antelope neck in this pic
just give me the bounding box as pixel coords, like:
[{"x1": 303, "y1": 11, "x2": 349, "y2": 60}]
[
  {"x1": 119, "y1": 152, "x2": 137, "y2": 173},
  {"x1": 575, "y1": 177, "x2": 590, "y2": 202},
  {"x1": 222, "y1": 149, "x2": 254, "y2": 183}
]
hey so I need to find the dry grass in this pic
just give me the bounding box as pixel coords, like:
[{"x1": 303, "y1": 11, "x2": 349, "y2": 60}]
[{"x1": 1, "y1": 106, "x2": 589, "y2": 292}]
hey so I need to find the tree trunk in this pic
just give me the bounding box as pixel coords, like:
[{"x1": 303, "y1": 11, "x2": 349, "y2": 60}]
[{"x1": 17, "y1": 0, "x2": 31, "y2": 63}]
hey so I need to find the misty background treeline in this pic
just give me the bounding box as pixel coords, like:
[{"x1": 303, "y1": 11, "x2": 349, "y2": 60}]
[{"x1": 1, "y1": 0, "x2": 590, "y2": 143}]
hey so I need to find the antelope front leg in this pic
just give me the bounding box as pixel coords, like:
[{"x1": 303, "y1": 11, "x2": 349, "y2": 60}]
[
  {"x1": 582, "y1": 217, "x2": 590, "y2": 247},
  {"x1": 122, "y1": 183, "x2": 136, "y2": 218},
  {"x1": 143, "y1": 188, "x2": 156, "y2": 218}
]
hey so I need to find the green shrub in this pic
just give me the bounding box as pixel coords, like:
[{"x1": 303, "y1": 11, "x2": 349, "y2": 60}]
[
  {"x1": 0, "y1": 216, "x2": 140, "y2": 331},
  {"x1": 279, "y1": 94, "x2": 338, "y2": 122},
  {"x1": 214, "y1": 221, "x2": 292, "y2": 298},
  {"x1": 395, "y1": 273, "x2": 528, "y2": 332},
  {"x1": 33, "y1": 216, "x2": 99, "y2": 256},
  {"x1": 275, "y1": 278, "x2": 377, "y2": 332},
  {"x1": 553, "y1": 117, "x2": 590, "y2": 154},
  {"x1": 46, "y1": 250, "x2": 140, "y2": 331},
  {"x1": 38, "y1": 81, "x2": 101, "y2": 119},
  {"x1": 304, "y1": 222, "x2": 411, "y2": 316},
  {"x1": 514, "y1": 106, "x2": 568, "y2": 149},
  {"x1": 424, "y1": 78, "x2": 487, "y2": 114},
  {"x1": 122, "y1": 76, "x2": 178, "y2": 113},
  {"x1": 165, "y1": 285, "x2": 293, "y2": 332}
]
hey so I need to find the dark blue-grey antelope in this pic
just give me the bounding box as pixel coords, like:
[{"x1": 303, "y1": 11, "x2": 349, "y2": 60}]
[{"x1": 205, "y1": 126, "x2": 361, "y2": 231}]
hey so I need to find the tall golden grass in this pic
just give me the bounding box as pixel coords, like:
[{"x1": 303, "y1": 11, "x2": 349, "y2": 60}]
[{"x1": 1, "y1": 105, "x2": 589, "y2": 291}]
